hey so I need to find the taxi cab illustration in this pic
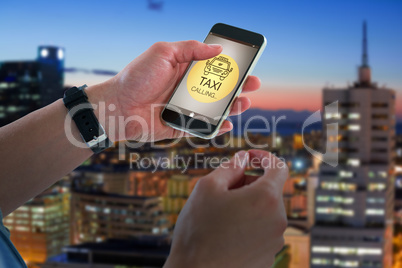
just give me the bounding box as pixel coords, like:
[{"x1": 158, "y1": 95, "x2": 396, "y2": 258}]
[{"x1": 204, "y1": 56, "x2": 233, "y2": 81}]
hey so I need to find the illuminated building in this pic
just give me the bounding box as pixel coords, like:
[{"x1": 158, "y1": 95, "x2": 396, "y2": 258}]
[
  {"x1": 310, "y1": 22, "x2": 395, "y2": 267},
  {"x1": 37, "y1": 46, "x2": 65, "y2": 106},
  {"x1": 163, "y1": 174, "x2": 200, "y2": 225},
  {"x1": 3, "y1": 190, "x2": 70, "y2": 266},
  {"x1": 0, "y1": 46, "x2": 64, "y2": 127},
  {"x1": 70, "y1": 189, "x2": 170, "y2": 245},
  {"x1": 283, "y1": 176, "x2": 308, "y2": 221},
  {"x1": 284, "y1": 226, "x2": 310, "y2": 268}
]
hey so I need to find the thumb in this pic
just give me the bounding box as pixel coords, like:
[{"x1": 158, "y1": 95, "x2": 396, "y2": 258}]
[
  {"x1": 154, "y1": 40, "x2": 223, "y2": 65},
  {"x1": 208, "y1": 150, "x2": 248, "y2": 190}
]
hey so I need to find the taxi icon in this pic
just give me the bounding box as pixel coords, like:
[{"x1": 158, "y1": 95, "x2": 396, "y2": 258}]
[{"x1": 204, "y1": 56, "x2": 233, "y2": 81}]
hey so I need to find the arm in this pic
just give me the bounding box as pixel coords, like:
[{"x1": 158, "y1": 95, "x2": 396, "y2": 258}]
[{"x1": 0, "y1": 41, "x2": 260, "y2": 216}]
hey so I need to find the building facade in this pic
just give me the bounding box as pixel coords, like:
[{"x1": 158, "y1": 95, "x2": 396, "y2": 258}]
[
  {"x1": 3, "y1": 190, "x2": 70, "y2": 266},
  {"x1": 70, "y1": 190, "x2": 170, "y2": 245},
  {"x1": 310, "y1": 22, "x2": 395, "y2": 267},
  {"x1": 0, "y1": 46, "x2": 64, "y2": 127}
]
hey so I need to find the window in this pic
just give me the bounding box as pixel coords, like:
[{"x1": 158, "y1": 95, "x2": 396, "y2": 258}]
[
  {"x1": 366, "y1": 209, "x2": 384, "y2": 215},
  {"x1": 321, "y1": 182, "x2": 356, "y2": 192},
  {"x1": 312, "y1": 258, "x2": 331, "y2": 265},
  {"x1": 325, "y1": 113, "x2": 341, "y2": 120},
  {"x1": 378, "y1": 171, "x2": 387, "y2": 178},
  {"x1": 312, "y1": 246, "x2": 331, "y2": 253},
  {"x1": 357, "y1": 248, "x2": 382, "y2": 255},
  {"x1": 347, "y1": 159, "x2": 360, "y2": 167},
  {"x1": 320, "y1": 171, "x2": 338, "y2": 176},
  {"x1": 372, "y1": 125, "x2": 389, "y2": 131},
  {"x1": 367, "y1": 198, "x2": 384, "y2": 204},
  {"x1": 333, "y1": 259, "x2": 358, "y2": 267},
  {"x1": 372, "y1": 114, "x2": 388, "y2": 119},
  {"x1": 316, "y1": 207, "x2": 354, "y2": 216},
  {"x1": 316, "y1": 196, "x2": 354, "y2": 204},
  {"x1": 340, "y1": 102, "x2": 359, "y2": 108},
  {"x1": 372, "y1": 148, "x2": 387, "y2": 153},
  {"x1": 339, "y1": 170, "x2": 354, "y2": 178},
  {"x1": 333, "y1": 247, "x2": 356, "y2": 255},
  {"x1": 348, "y1": 113, "x2": 360, "y2": 119},
  {"x1": 368, "y1": 183, "x2": 386, "y2": 192},
  {"x1": 339, "y1": 148, "x2": 358, "y2": 153},
  {"x1": 372, "y1": 103, "x2": 388, "y2": 108},
  {"x1": 372, "y1": 137, "x2": 387, "y2": 142},
  {"x1": 348, "y1": 125, "x2": 360, "y2": 131}
]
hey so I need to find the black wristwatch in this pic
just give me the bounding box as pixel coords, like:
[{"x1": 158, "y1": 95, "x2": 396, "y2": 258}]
[{"x1": 63, "y1": 85, "x2": 113, "y2": 153}]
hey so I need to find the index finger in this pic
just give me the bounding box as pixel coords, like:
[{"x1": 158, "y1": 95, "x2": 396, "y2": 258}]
[
  {"x1": 245, "y1": 149, "x2": 289, "y2": 189},
  {"x1": 241, "y1": 76, "x2": 261, "y2": 93}
]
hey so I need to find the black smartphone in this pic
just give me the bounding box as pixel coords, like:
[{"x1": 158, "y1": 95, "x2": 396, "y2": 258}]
[{"x1": 161, "y1": 23, "x2": 266, "y2": 139}]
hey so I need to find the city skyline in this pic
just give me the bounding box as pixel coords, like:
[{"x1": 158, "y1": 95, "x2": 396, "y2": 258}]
[{"x1": 1, "y1": 0, "x2": 401, "y2": 114}]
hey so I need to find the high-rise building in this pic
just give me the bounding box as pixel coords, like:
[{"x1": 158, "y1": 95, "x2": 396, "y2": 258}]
[
  {"x1": 70, "y1": 189, "x2": 170, "y2": 245},
  {"x1": 0, "y1": 46, "x2": 64, "y2": 127},
  {"x1": 3, "y1": 190, "x2": 70, "y2": 267},
  {"x1": 310, "y1": 22, "x2": 395, "y2": 267},
  {"x1": 37, "y1": 46, "x2": 64, "y2": 106},
  {"x1": 163, "y1": 174, "x2": 200, "y2": 226}
]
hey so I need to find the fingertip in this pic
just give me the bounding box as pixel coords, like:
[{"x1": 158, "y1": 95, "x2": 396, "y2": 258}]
[{"x1": 208, "y1": 44, "x2": 223, "y2": 49}]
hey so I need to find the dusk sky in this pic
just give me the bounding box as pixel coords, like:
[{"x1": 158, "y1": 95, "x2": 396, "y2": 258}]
[{"x1": 1, "y1": 0, "x2": 401, "y2": 114}]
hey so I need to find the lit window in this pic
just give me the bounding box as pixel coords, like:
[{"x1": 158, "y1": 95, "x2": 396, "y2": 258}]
[
  {"x1": 367, "y1": 198, "x2": 384, "y2": 204},
  {"x1": 348, "y1": 113, "x2": 360, "y2": 119},
  {"x1": 378, "y1": 171, "x2": 387, "y2": 178},
  {"x1": 15, "y1": 226, "x2": 29, "y2": 231},
  {"x1": 31, "y1": 207, "x2": 44, "y2": 213},
  {"x1": 368, "y1": 183, "x2": 386, "y2": 192},
  {"x1": 316, "y1": 196, "x2": 354, "y2": 204},
  {"x1": 348, "y1": 125, "x2": 360, "y2": 131},
  {"x1": 333, "y1": 247, "x2": 356, "y2": 255},
  {"x1": 325, "y1": 113, "x2": 341, "y2": 120},
  {"x1": 85, "y1": 205, "x2": 97, "y2": 212},
  {"x1": 317, "y1": 196, "x2": 330, "y2": 202},
  {"x1": 41, "y1": 48, "x2": 49, "y2": 58},
  {"x1": 333, "y1": 259, "x2": 358, "y2": 267},
  {"x1": 57, "y1": 49, "x2": 64, "y2": 60},
  {"x1": 312, "y1": 246, "x2": 331, "y2": 253},
  {"x1": 312, "y1": 258, "x2": 331, "y2": 265},
  {"x1": 357, "y1": 248, "x2": 382, "y2": 255},
  {"x1": 339, "y1": 170, "x2": 353, "y2": 178},
  {"x1": 321, "y1": 182, "x2": 356, "y2": 192},
  {"x1": 347, "y1": 159, "x2": 360, "y2": 167},
  {"x1": 316, "y1": 207, "x2": 354, "y2": 216},
  {"x1": 366, "y1": 209, "x2": 384, "y2": 215}
]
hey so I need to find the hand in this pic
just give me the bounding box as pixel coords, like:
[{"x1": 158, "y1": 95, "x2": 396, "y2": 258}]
[
  {"x1": 164, "y1": 150, "x2": 289, "y2": 268},
  {"x1": 87, "y1": 40, "x2": 261, "y2": 142}
]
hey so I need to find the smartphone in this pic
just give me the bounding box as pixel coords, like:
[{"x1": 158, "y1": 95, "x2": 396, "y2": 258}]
[{"x1": 161, "y1": 23, "x2": 266, "y2": 139}]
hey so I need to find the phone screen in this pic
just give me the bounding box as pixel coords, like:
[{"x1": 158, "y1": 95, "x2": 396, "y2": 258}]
[{"x1": 165, "y1": 32, "x2": 259, "y2": 125}]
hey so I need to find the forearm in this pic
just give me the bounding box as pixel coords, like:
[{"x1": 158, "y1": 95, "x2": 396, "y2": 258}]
[{"x1": 0, "y1": 82, "x2": 111, "y2": 216}]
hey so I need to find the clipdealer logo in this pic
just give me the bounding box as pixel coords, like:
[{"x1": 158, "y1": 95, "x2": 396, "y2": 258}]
[
  {"x1": 187, "y1": 54, "x2": 239, "y2": 103},
  {"x1": 302, "y1": 101, "x2": 339, "y2": 167}
]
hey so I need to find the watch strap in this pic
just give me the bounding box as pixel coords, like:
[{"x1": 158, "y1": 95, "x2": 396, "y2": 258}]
[{"x1": 63, "y1": 85, "x2": 113, "y2": 153}]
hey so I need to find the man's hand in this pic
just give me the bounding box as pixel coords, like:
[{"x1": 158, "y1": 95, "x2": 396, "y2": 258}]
[
  {"x1": 164, "y1": 150, "x2": 289, "y2": 268},
  {"x1": 87, "y1": 40, "x2": 261, "y2": 142}
]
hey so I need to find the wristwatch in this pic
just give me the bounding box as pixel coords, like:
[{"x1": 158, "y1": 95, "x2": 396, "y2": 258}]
[{"x1": 63, "y1": 85, "x2": 113, "y2": 153}]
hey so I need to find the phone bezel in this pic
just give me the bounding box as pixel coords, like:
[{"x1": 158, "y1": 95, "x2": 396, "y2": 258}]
[{"x1": 161, "y1": 23, "x2": 266, "y2": 139}]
